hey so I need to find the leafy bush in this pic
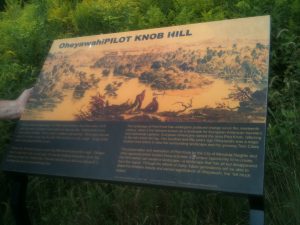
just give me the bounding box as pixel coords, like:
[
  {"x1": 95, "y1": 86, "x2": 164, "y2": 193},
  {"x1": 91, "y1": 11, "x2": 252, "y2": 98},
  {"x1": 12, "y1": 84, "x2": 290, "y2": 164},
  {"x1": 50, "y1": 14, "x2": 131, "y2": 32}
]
[{"x1": 0, "y1": 0, "x2": 299, "y2": 225}]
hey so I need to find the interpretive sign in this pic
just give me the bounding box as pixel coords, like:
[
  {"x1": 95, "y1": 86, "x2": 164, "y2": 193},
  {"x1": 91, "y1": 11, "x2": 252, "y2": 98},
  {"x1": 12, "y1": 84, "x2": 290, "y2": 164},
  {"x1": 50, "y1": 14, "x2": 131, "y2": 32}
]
[{"x1": 3, "y1": 16, "x2": 270, "y2": 195}]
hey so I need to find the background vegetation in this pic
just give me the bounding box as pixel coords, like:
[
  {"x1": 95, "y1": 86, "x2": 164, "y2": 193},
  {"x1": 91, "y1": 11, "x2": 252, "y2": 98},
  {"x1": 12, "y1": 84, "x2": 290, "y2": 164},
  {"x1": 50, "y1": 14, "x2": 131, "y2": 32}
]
[{"x1": 0, "y1": 0, "x2": 299, "y2": 224}]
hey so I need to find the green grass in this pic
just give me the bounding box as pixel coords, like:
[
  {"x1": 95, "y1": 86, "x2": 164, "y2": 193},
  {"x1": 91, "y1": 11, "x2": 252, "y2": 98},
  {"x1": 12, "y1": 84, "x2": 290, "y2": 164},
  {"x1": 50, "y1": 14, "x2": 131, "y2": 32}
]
[{"x1": 0, "y1": 0, "x2": 299, "y2": 224}]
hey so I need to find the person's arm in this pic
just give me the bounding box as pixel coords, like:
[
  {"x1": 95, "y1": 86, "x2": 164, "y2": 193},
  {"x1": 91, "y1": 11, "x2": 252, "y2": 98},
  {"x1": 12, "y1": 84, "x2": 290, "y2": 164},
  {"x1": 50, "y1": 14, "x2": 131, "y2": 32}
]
[{"x1": 0, "y1": 88, "x2": 32, "y2": 120}]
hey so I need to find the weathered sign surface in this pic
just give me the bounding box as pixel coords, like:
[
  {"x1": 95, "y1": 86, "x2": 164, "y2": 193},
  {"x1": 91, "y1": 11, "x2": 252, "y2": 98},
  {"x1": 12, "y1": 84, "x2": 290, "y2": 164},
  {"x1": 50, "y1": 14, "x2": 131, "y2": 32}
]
[{"x1": 3, "y1": 16, "x2": 271, "y2": 195}]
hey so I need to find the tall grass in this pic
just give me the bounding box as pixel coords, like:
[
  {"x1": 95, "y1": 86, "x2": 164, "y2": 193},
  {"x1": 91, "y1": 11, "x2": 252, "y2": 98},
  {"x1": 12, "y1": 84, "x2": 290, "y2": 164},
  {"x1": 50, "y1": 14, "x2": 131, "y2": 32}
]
[{"x1": 0, "y1": 0, "x2": 299, "y2": 224}]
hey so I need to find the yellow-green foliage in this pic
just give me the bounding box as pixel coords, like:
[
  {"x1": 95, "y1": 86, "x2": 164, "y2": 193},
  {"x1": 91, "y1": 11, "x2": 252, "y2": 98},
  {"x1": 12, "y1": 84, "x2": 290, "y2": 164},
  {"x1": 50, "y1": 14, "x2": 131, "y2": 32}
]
[{"x1": 0, "y1": 0, "x2": 299, "y2": 225}]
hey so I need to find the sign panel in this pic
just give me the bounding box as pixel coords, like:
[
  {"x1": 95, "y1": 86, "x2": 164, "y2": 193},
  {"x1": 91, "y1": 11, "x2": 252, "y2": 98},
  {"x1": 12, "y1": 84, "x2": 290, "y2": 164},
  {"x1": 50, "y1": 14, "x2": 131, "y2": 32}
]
[{"x1": 2, "y1": 16, "x2": 270, "y2": 195}]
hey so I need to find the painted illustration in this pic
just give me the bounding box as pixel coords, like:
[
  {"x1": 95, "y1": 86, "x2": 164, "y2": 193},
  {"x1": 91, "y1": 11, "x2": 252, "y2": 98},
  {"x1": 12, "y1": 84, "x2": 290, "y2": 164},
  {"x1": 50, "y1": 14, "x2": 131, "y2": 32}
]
[{"x1": 22, "y1": 16, "x2": 270, "y2": 123}]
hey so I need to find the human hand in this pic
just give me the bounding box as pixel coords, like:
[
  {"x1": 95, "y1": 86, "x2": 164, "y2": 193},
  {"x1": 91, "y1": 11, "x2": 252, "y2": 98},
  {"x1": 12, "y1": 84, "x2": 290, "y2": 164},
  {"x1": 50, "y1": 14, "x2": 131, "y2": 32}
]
[
  {"x1": 16, "y1": 88, "x2": 33, "y2": 116},
  {"x1": 0, "y1": 88, "x2": 33, "y2": 120}
]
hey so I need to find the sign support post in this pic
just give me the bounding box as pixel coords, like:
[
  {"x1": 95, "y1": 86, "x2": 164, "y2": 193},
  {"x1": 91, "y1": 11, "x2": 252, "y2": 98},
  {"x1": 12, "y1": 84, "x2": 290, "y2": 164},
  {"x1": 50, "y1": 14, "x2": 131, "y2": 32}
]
[
  {"x1": 249, "y1": 196, "x2": 264, "y2": 225},
  {"x1": 9, "y1": 173, "x2": 31, "y2": 225}
]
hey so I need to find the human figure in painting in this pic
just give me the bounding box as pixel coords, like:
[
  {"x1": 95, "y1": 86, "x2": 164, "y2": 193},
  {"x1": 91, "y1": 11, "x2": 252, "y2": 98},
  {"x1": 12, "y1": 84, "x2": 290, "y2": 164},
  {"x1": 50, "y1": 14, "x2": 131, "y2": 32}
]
[
  {"x1": 143, "y1": 97, "x2": 159, "y2": 113},
  {"x1": 0, "y1": 88, "x2": 32, "y2": 119},
  {"x1": 130, "y1": 90, "x2": 145, "y2": 112}
]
